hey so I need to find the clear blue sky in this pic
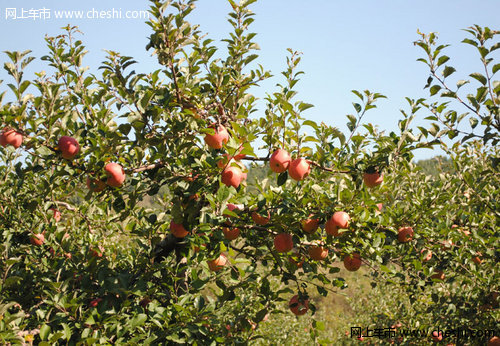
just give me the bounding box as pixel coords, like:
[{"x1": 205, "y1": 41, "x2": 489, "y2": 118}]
[{"x1": 1, "y1": 0, "x2": 498, "y2": 159}]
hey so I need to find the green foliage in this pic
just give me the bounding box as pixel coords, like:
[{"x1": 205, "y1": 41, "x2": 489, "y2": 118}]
[{"x1": 0, "y1": 0, "x2": 498, "y2": 344}]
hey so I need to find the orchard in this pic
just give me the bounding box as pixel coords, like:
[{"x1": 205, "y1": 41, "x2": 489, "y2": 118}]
[{"x1": 0, "y1": 0, "x2": 498, "y2": 345}]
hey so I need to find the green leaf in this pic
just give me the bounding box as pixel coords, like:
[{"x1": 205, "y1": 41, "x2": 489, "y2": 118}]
[
  {"x1": 40, "y1": 324, "x2": 51, "y2": 341},
  {"x1": 469, "y1": 72, "x2": 487, "y2": 85},
  {"x1": 430, "y1": 85, "x2": 441, "y2": 96},
  {"x1": 492, "y1": 63, "x2": 500, "y2": 75},
  {"x1": 277, "y1": 172, "x2": 288, "y2": 186},
  {"x1": 437, "y1": 56, "x2": 449, "y2": 67},
  {"x1": 442, "y1": 66, "x2": 456, "y2": 78},
  {"x1": 130, "y1": 313, "x2": 147, "y2": 329}
]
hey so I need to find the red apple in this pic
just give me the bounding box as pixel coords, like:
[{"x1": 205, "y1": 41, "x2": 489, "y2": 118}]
[
  {"x1": 252, "y1": 211, "x2": 270, "y2": 225},
  {"x1": 204, "y1": 125, "x2": 229, "y2": 149},
  {"x1": 269, "y1": 149, "x2": 291, "y2": 173},
  {"x1": 326, "y1": 211, "x2": 350, "y2": 236},
  {"x1": 86, "y1": 176, "x2": 106, "y2": 192},
  {"x1": 301, "y1": 215, "x2": 320, "y2": 234},
  {"x1": 58, "y1": 136, "x2": 80, "y2": 160},
  {"x1": 89, "y1": 298, "x2": 102, "y2": 308},
  {"x1": 363, "y1": 171, "x2": 383, "y2": 188},
  {"x1": 50, "y1": 208, "x2": 61, "y2": 222},
  {"x1": 223, "y1": 227, "x2": 240, "y2": 240},
  {"x1": 344, "y1": 253, "x2": 362, "y2": 271},
  {"x1": 397, "y1": 226, "x2": 414, "y2": 243},
  {"x1": 105, "y1": 163, "x2": 126, "y2": 187},
  {"x1": 170, "y1": 221, "x2": 189, "y2": 238},
  {"x1": 0, "y1": 128, "x2": 23, "y2": 148},
  {"x1": 30, "y1": 233, "x2": 45, "y2": 246},
  {"x1": 289, "y1": 295, "x2": 309, "y2": 316},
  {"x1": 288, "y1": 158, "x2": 311, "y2": 181},
  {"x1": 274, "y1": 233, "x2": 293, "y2": 253},
  {"x1": 431, "y1": 331, "x2": 443, "y2": 342},
  {"x1": 221, "y1": 166, "x2": 243, "y2": 188},
  {"x1": 207, "y1": 254, "x2": 227, "y2": 271},
  {"x1": 308, "y1": 245, "x2": 328, "y2": 261}
]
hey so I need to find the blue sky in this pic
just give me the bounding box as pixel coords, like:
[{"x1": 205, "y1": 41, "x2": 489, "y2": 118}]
[{"x1": 1, "y1": 0, "x2": 498, "y2": 159}]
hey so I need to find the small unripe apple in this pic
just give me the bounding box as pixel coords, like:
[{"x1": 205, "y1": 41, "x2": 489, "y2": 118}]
[
  {"x1": 274, "y1": 233, "x2": 293, "y2": 253},
  {"x1": 0, "y1": 128, "x2": 23, "y2": 148},
  {"x1": 343, "y1": 253, "x2": 362, "y2": 271},
  {"x1": 105, "y1": 163, "x2": 126, "y2": 187},
  {"x1": 170, "y1": 221, "x2": 189, "y2": 238},
  {"x1": 204, "y1": 125, "x2": 229, "y2": 149},
  {"x1": 207, "y1": 254, "x2": 227, "y2": 271},
  {"x1": 269, "y1": 149, "x2": 291, "y2": 173},
  {"x1": 58, "y1": 136, "x2": 80, "y2": 160},
  {"x1": 288, "y1": 158, "x2": 310, "y2": 181},
  {"x1": 363, "y1": 171, "x2": 383, "y2": 188},
  {"x1": 221, "y1": 166, "x2": 243, "y2": 188}
]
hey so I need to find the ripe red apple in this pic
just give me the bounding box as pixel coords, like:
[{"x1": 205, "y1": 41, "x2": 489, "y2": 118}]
[
  {"x1": 375, "y1": 203, "x2": 383, "y2": 215},
  {"x1": 288, "y1": 158, "x2": 311, "y2": 181},
  {"x1": 308, "y1": 245, "x2": 328, "y2": 261},
  {"x1": 0, "y1": 128, "x2": 23, "y2": 148},
  {"x1": 430, "y1": 270, "x2": 445, "y2": 281},
  {"x1": 344, "y1": 253, "x2": 362, "y2": 271},
  {"x1": 472, "y1": 253, "x2": 482, "y2": 265},
  {"x1": 420, "y1": 249, "x2": 432, "y2": 262},
  {"x1": 274, "y1": 233, "x2": 293, "y2": 253},
  {"x1": 86, "y1": 176, "x2": 106, "y2": 192},
  {"x1": 397, "y1": 227, "x2": 414, "y2": 243},
  {"x1": 221, "y1": 166, "x2": 243, "y2": 188},
  {"x1": 301, "y1": 215, "x2": 319, "y2": 234},
  {"x1": 289, "y1": 295, "x2": 309, "y2": 316},
  {"x1": 488, "y1": 336, "x2": 500, "y2": 346},
  {"x1": 105, "y1": 163, "x2": 126, "y2": 187},
  {"x1": 30, "y1": 233, "x2": 45, "y2": 246},
  {"x1": 89, "y1": 298, "x2": 102, "y2": 307},
  {"x1": 252, "y1": 211, "x2": 270, "y2": 225},
  {"x1": 58, "y1": 136, "x2": 80, "y2": 160},
  {"x1": 431, "y1": 331, "x2": 443, "y2": 342},
  {"x1": 207, "y1": 254, "x2": 227, "y2": 271},
  {"x1": 204, "y1": 125, "x2": 229, "y2": 149},
  {"x1": 89, "y1": 248, "x2": 103, "y2": 258},
  {"x1": 170, "y1": 221, "x2": 189, "y2": 238},
  {"x1": 223, "y1": 227, "x2": 240, "y2": 240},
  {"x1": 363, "y1": 171, "x2": 383, "y2": 188},
  {"x1": 139, "y1": 297, "x2": 151, "y2": 308},
  {"x1": 326, "y1": 211, "x2": 350, "y2": 235},
  {"x1": 50, "y1": 208, "x2": 61, "y2": 222},
  {"x1": 269, "y1": 149, "x2": 291, "y2": 173}
]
